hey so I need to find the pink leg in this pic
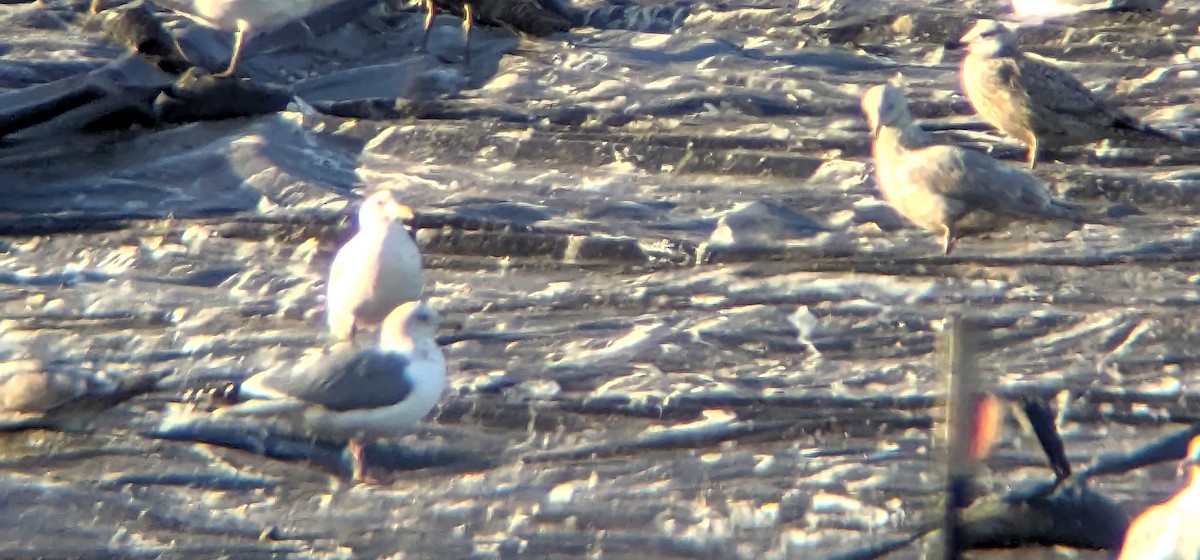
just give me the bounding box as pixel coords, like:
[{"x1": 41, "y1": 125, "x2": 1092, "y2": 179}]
[
  {"x1": 420, "y1": 0, "x2": 436, "y2": 51},
  {"x1": 461, "y1": 3, "x2": 474, "y2": 65},
  {"x1": 349, "y1": 439, "x2": 366, "y2": 482}
]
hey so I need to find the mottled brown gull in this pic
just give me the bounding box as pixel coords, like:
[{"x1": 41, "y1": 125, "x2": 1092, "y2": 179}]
[
  {"x1": 219, "y1": 301, "x2": 446, "y2": 481},
  {"x1": 326, "y1": 190, "x2": 423, "y2": 342},
  {"x1": 1009, "y1": 0, "x2": 1167, "y2": 22},
  {"x1": 1118, "y1": 434, "x2": 1200, "y2": 559},
  {"x1": 957, "y1": 19, "x2": 1182, "y2": 169},
  {"x1": 0, "y1": 361, "x2": 115, "y2": 422},
  {"x1": 418, "y1": 0, "x2": 570, "y2": 64},
  {"x1": 861, "y1": 84, "x2": 1091, "y2": 255}
]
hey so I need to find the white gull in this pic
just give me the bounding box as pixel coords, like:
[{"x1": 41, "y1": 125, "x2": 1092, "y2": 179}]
[{"x1": 326, "y1": 189, "x2": 424, "y2": 342}]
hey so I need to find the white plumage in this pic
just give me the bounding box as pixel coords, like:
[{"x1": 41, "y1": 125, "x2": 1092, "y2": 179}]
[
  {"x1": 1118, "y1": 435, "x2": 1200, "y2": 560},
  {"x1": 326, "y1": 190, "x2": 424, "y2": 342}
]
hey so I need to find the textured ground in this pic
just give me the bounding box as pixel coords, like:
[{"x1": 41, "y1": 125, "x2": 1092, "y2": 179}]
[{"x1": 2, "y1": 0, "x2": 1200, "y2": 558}]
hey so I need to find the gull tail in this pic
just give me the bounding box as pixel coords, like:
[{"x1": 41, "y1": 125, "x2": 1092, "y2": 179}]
[
  {"x1": 1042, "y1": 198, "x2": 1092, "y2": 224},
  {"x1": 1049, "y1": 198, "x2": 1140, "y2": 227},
  {"x1": 1113, "y1": 116, "x2": 1198, "y2": 147}
]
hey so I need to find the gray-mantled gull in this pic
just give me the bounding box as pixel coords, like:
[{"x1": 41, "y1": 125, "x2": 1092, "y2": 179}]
[
  {"x1": 861, "y1": 84, "x2": 1092, "y2": 255},
  {"x1": 1117, "y1": 434, "x2": 1200, "y2": 559},
  {"x1": 326, "y1": 190, "x2": 424, "y2": 343},
  {"x1": 956, "y1": 19, "x2": 1182, "y2": 169},
  {"x1": 219, "y1": 300, "x2": 446, "y2": 481},
  {"x1": 91, "y1": 0, "x2": 349, "y2": 76}
]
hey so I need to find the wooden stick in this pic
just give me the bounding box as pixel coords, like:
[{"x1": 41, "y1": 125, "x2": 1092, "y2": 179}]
[{"x1": 942, "y1": 313, "x2": 982, "y2": 560}]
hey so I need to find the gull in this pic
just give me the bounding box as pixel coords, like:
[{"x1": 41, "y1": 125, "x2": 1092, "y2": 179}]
[
  {"x1": 0, "y1": 360, "x2": 115, "y2": 424},
  {"x1": 956, "y1": 19, "x2": 1182, "y2": 168},
  {"x1": 91, "y1": 0, "x2": 346, "y2": 76},
  {"x1": 326, "y1": 190, "x2": 424, "y2": 342},
  {"x1": 1117, "y1": 434, "x2": 1200, "y2": 559},
  {"x1": 218, "y1": 301, "x2": 446, "y2": 481},
  {"x1": 861, "y1": 84, "x2": 1091, "y2": 255},
  {"x1": 417, "y1": 0, "x2": 570, "y2": 64},
  {"x1": 1009, "y1": 0, "x2": 1168, "y2": 22}
]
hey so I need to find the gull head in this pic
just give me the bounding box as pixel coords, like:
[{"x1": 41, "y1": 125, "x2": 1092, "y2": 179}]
[
  {"x1": 861, "y1": 84, "x2": 913, "y2": 137},
  {"x1": 959, "y1": 20, "x2": 1019, "y2": 58},
  {"x1": 380, "y1": 300, "x2": 441, "y2": 351},
  {"x1": 357, "y1": 190, "x2": 415, "y2": 230}
]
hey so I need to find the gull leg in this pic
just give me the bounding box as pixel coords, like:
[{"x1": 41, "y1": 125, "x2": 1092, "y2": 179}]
[
  {"x1": 968, "y1": 392, "x2": 1002, "y2": 462},
  {"x1": 348, "y1": 438, "x2": 366, "y2": 482},
  {"x1": 461, "y1": 2, "x2": 473, "y2": 65},
  {"x1": 89, "y1": 0, "x2": 103, "y2": 14},
  {"x1": 298, "y1": 20, "x2": 317, "y2": 43},
  {"x1": 420, "y1": 0, "x2": 436, "y2": 52},
  {"x1": 1027, "y1": 138, "x2": 1039, "y2": 170},
  {"x1": 347, "y1": 438, "x2": 392, "y2": 484},
  {"x1": 214, "y1": 18, "x2": 250, "y2": 77},
  {"x1": 941, "y1": 226, "x2": 956, "y2": 256},
  {"x1": 293, "y1": 20, "x2": 321, "y2": 69}
]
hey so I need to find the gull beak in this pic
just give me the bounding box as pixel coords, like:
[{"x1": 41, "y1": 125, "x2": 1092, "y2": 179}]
[
  {"x1": 949, "y1": 25, "x2": 980, "y2": 50},
  {"x1": 396, "y1": 204, "x2": 416, "y2": 222}
]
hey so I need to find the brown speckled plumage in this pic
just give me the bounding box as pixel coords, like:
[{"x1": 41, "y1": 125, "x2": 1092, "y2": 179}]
[
  {"x1": 959, "y1": 19, "x2": 1180, "y2": 168},
  {"x1": 862, "y1": 84, "x2": 1092, "y2": 255}
]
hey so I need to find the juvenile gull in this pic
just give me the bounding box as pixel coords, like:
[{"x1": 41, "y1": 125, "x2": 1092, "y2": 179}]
[
  {"x1": 861, "y1": 84, "x2": 1091, "y2": 255},
  {"x1": 326, "y1": 190, "x2": 423, "y2": 342},
  {"x1": 418, "y1": 0, "x2": 570, "y2": 63},
  {"x1": 219, "y1": 301, "x2": 446, "y2": 481},
  {"x1": 1009, "y1": 0, "x2": 1167, "y2": 21},
  {"x1": 0, "y1": 361, "x2": 114, "y2": 422},
  {"x1": 1117, "y1": 434, "x2": 1200, "y2": 559},
  {"x1": 957, "y1": 19, "x2": 1182, "y2": 168}
]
